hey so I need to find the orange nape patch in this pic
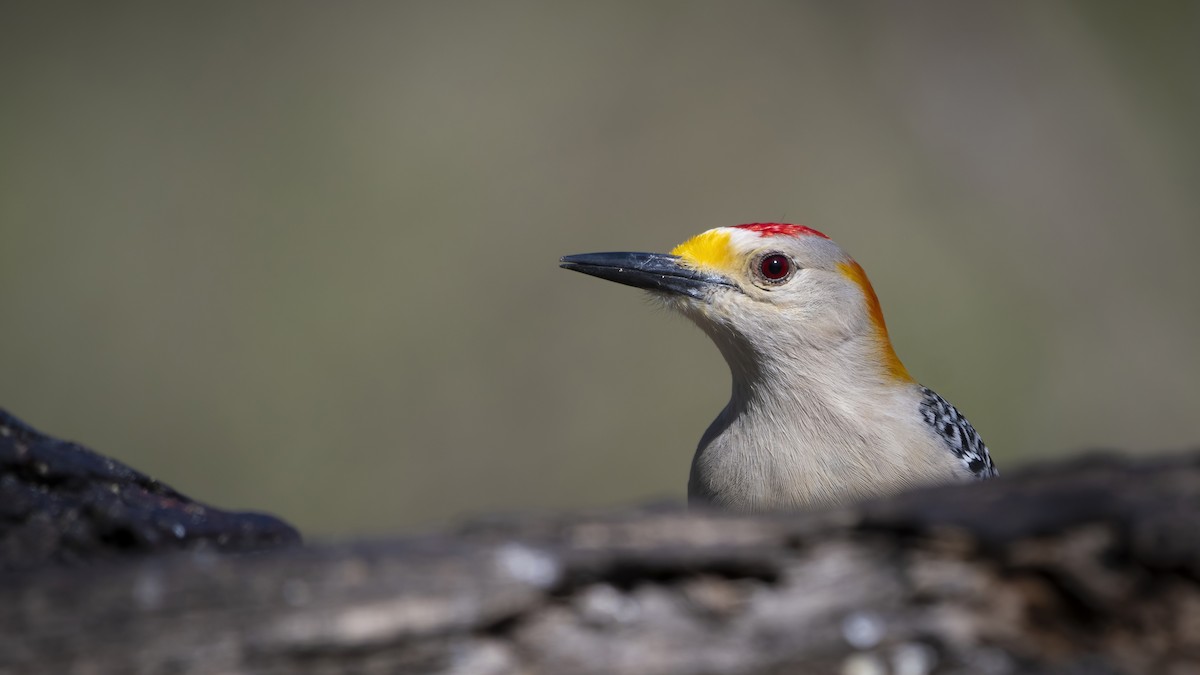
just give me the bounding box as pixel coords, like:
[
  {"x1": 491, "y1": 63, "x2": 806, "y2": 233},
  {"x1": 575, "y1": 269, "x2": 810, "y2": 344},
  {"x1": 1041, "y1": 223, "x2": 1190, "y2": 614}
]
[
  {"x1": 837, "y1": 260, "x2": 914, "y2": 383},
  {"x1": 734, "y1": 223, "x2": 829, "y2": 239},
  {"x1": 670, "y1": 229, "x2": 740, "y2": 276}
]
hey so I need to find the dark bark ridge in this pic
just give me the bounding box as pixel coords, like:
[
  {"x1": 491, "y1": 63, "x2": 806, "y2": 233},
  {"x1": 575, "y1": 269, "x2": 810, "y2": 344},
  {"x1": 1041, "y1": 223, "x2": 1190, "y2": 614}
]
[{"x1": 0, "y1": 408, "x2": 300, "y2": 572}]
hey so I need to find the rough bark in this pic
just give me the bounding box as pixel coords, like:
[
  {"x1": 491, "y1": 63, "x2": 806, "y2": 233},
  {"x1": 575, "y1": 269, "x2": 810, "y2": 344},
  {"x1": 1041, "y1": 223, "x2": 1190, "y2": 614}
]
[
  {"x1": 0, "y1": 408, "x2": 299, "y2": 572},
  {"x1": 3, "y1": 438, "x2": 1200, "y2": 674}
]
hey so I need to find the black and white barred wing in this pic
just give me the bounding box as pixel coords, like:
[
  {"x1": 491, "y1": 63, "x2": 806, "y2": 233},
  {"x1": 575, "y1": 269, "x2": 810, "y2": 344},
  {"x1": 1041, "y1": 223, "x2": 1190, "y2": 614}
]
[{"x1": 918, "y1": 386, "x2": 998, "y2": 479}]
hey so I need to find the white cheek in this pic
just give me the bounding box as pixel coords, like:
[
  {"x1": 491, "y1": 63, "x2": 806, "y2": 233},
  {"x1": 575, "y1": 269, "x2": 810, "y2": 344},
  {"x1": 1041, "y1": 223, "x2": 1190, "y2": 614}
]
[
  {"x1": 656, "y1": 275, "x2": 870, "y2": 344},
  {"x1": 663, "y1": 290, "x2": 744, "y2": 329},
  {"x1": 696, "y1": 292, "x2": 742, "y2": 326},
  {"x1": 765, "y1": 276, "x2": 871, "y2": 339}
]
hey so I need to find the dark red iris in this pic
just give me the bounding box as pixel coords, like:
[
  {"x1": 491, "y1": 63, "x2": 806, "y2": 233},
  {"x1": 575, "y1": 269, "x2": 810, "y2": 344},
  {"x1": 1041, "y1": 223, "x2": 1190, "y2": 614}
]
[{"x1": 760, "y1": 254, "x2": 790, "y2": 280}]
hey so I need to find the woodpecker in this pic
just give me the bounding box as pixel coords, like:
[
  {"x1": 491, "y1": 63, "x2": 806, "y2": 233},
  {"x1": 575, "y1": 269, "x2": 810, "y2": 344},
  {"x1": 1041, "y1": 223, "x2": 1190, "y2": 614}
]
[{"x1": 561, "y1": 223, "x2": 996, "y2": 512}]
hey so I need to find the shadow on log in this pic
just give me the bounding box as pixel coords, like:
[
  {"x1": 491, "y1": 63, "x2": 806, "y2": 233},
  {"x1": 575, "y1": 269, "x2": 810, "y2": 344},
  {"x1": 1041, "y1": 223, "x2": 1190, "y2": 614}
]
[{"x1": 2, "y1": 407, "x2": 1199, "y2": 674}]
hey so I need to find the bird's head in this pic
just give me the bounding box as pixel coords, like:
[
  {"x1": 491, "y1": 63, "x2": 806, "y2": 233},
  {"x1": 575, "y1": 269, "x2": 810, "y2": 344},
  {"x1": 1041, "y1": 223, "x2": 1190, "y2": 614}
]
[{"x1": 561, "y1": 223, "x2": 912, "y2": 384}]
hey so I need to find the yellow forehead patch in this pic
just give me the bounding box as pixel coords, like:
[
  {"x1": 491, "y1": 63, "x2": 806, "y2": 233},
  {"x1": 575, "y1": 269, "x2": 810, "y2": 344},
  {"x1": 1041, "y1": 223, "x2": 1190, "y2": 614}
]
[{"x1": 670, "y1": 229, "x2": 739, "y2": 276}]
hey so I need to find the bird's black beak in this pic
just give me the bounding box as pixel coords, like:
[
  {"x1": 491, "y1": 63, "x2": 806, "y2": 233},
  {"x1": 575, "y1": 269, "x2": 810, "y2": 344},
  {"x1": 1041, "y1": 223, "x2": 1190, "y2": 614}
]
[{"x1": 559, "y1": 252, "x2": 736, "y2": 300}]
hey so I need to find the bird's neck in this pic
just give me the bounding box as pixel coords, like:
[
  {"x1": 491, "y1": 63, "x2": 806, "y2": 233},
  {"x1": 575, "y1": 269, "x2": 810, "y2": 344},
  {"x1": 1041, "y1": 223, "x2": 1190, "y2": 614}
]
[
  {"x1": 712, "y1": 326, "x2": 907, "y2": 415},
  {"x1": 689, "y1": 323, "x2": 924, "y2": 509}
]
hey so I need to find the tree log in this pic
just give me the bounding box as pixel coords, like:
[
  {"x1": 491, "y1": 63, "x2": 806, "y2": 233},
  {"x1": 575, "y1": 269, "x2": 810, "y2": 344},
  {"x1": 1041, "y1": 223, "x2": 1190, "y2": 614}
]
[{"x1": 3, "y1": 438, "x2": 1200, "y2": 674}]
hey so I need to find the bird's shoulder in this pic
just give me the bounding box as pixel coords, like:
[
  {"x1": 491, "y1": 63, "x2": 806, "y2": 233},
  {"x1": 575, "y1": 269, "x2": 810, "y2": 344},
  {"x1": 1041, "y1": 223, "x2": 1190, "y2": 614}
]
[{"x1": 916, "y1": 385, "x2": 998, "y2": 479}]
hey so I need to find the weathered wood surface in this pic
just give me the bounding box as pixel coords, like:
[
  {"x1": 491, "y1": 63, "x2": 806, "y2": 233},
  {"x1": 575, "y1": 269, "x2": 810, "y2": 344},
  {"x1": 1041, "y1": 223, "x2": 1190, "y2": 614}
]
[{"x1": 3, "y1": 451, "x2": 1200, "y2": 675}]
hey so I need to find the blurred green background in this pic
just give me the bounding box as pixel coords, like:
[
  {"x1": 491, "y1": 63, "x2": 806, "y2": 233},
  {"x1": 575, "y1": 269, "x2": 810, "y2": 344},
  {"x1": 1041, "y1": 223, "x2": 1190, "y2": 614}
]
[{"x1": 1, "y1": 2, "x2": 1197, "y2": 538}]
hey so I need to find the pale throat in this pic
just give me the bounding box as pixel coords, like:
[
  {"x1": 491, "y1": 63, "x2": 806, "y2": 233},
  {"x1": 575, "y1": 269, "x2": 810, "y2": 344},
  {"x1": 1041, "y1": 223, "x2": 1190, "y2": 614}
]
[{"x1": 704, "y1": 319, "x2": 896, "y2": 419}]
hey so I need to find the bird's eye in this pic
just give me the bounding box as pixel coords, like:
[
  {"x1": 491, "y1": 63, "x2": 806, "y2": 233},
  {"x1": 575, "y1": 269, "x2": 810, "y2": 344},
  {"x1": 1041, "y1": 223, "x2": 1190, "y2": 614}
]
[{"x1": 758, "y1": 254, "x2": 791, "y2": 282}]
